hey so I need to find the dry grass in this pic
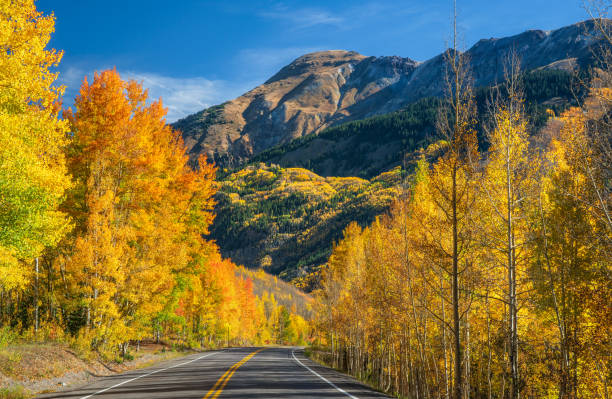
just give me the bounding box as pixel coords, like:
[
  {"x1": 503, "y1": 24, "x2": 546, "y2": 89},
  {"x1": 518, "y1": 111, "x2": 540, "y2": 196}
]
[{"x1": 0, "y1": 341, "x2": 189, "y2": 396}]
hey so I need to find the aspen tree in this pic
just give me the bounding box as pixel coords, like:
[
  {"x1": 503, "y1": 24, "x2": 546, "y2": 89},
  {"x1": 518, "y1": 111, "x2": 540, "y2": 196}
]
[
  {"x1": 0, "y1": 0, "x2": 71, "y2": 291},
  {"x1": 432, "y1": 3, "x2": 479, "y2": 396},
  {"x1": 481, "y1": 54, "x2": 539, "y2": 399}
]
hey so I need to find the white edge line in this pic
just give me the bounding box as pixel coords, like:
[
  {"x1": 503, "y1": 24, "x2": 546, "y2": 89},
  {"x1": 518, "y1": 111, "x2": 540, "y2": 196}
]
[
  {"x1": 291, "y1": 349, "x2": 359, "y2": 399},
  {"x1": 79, "y1": 351, "x2": 220, "y2": 399}
]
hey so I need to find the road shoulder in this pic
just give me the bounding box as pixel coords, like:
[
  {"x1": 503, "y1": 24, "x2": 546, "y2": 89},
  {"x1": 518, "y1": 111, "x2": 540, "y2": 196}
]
[{"x1": 0, "y1": 342, "x2": 206, "y2": 398}]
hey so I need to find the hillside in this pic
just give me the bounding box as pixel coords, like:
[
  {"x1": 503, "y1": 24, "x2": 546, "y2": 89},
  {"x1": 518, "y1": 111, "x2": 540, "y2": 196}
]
[
  {"x1": 174, "y1": 20, "x2": 604, "y2": 168},
  {"x1": 211, "y1": 165, "x2": 403, "y2": 286},
  {"x1": 248, "y1": 68, "x2": 584, "y2": 178},
  {"x1": 236, "y1": 267, "x2": 313, "y2": 318},
  {"x1": 208, "y1": 67, "x2": 591, "y2": 285}
]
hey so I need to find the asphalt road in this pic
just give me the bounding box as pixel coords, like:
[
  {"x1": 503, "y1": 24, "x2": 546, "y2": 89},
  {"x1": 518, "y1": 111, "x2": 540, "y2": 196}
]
[{"x1": 37, "y1": 347, "x2": 391, "y2": 399}]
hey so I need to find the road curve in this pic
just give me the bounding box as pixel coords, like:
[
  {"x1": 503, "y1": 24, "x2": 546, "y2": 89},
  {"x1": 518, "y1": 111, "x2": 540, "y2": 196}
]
[{"x1": 37, "y1": 347, "x2": 391, "y2": 399}]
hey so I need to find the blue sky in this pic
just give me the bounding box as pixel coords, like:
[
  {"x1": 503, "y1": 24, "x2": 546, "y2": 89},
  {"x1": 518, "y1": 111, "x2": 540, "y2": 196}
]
[{"x1": 38, "y1": 0, "x2": 586, "y2": 122}]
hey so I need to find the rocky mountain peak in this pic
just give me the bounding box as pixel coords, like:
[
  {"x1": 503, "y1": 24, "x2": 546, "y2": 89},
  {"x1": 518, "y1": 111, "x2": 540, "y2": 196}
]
[
  {"x1": 173, "y1": 19, "x2": 608, "y2": 168},
  {"x1": 265, "y1": 50, "x2": 366, "y2": 84}
]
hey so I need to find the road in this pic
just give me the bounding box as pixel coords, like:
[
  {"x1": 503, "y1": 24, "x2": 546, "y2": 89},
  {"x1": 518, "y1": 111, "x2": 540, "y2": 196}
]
[{"x1": 37, "y1": 347, "x2": 391, "y2": 399}]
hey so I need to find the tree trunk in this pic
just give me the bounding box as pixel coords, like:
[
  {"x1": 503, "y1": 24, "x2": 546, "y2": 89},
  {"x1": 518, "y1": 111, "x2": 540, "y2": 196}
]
[
  {"x1": 34, "y1": 257, "x2": 39, "y2": 334},
  {"x1": 507, "y1": 138, "x2": 519, "y2": 399},
  {"x1": 452, "y1": 166, "x2": 462, "y2": 399},
  {"x1": 442, "y1": 275, "x2": 450, "y2": 399}
]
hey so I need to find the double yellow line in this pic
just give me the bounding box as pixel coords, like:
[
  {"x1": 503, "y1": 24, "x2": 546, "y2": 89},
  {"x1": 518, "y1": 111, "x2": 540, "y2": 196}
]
[{"x1": 203, "y1": 348, "x2": 264, "y2": 399}]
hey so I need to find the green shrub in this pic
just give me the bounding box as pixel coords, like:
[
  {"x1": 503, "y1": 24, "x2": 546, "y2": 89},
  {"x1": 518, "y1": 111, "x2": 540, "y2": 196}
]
[
  {"x1": 0, "y1": 385, "x2": 31, "y2": 399},
  {"x1": 0, "y1": 326, "x2": 17, "y2": 350}
]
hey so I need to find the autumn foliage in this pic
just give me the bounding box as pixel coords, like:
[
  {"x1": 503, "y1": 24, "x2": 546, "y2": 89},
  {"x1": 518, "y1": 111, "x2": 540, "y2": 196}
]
[
  {"x1": 0, "y1": 3, "x2": 609, "y2": 397},
  {"x1": 0, "y1": 0, "x2": 70, "y2": 291},
  {"x1": 61, "y1": 69, "x2": 224, "y2": 352},
  {"x1": 0, "y1": 0, "x2": 309, "y2": 358},
  {"x1": 315, "y1": 64, "x2": 611, "y2": 399}
]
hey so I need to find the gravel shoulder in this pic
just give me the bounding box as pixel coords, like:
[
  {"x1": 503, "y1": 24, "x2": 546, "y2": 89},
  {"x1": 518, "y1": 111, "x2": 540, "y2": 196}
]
[{"x1": 0, "y1": 342, "x2": 194, "y2": 397}]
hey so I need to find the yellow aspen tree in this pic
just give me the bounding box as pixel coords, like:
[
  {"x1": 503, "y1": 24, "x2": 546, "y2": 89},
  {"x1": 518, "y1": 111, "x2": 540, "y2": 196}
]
[
  {"x1": 63, "y1": 70, "x2": 219, "y2": 353},
  {"x1": 431, "y1": 9, "x2": 480, "y2": 395},
  {"x1": 532, "y1": 100, "x2": 611, "y2": 399},
  {"x1": 480, "y1": 54, "x2": 539, "y2": 399},
  {"x1": 0, "y1": 0, "x2": 71, "y2": 291}
]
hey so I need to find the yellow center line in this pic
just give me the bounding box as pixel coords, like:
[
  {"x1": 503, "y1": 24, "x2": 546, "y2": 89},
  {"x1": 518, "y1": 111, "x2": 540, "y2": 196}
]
[{"x1": 203, "y1": 348, "x2": 265, "y2": 399}]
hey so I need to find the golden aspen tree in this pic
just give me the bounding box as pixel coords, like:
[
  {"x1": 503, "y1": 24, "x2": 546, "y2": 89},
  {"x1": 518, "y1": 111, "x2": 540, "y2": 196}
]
[
  {"x1": 63, "y1": 70, "x2": 220, "y2": 353},
  {"x1": 405, "y1": 159, "x2": 451, "y2": 398},
  {"x1": 319, "y1": 222, "x2": 365, "y2": 369},
  {"x1": 480, "y1": 54, "x2": 539, "y2": 399},
  {"x1": 0, "y1": 0, "x2": 71, "y2": 291},
  {"x1": 431, "y1": 6, "x2": 480, "y2": 395},
  {"x1": 531, "y1": 97, "x2": 611, "y2": 398},
  {"x1": 63, "y1": 70, "x2": 147, "y2": 351}
]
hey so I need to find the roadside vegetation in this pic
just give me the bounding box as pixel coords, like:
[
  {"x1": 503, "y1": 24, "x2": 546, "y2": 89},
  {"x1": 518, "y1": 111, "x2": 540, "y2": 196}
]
[
  {"x1": 0, "y1": 3, "x2": 309, "y2": 396},
  {"x1": 313, "y1": 16, "x2": 611, "y2": 399}
]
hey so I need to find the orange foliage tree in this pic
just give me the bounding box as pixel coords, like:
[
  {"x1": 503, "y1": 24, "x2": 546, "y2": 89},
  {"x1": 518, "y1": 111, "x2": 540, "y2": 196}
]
[{"x1": 60, "y1": 69, "x2": 259, "y2": 354}]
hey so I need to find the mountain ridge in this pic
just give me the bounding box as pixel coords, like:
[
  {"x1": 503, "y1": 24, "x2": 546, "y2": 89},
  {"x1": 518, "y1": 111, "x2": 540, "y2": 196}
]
[{"x1": 173, "y1": 19, "x2": 605, "y2": 167}]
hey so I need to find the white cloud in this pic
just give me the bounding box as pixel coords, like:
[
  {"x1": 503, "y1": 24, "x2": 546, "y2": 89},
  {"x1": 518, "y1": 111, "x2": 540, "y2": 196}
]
[
  {"x1": 56, "y1": 65, "x2": 99, "y2": 105},
  {"x1": 56, "y1": 67, "x2": 255, "y2": 123},
  {"x1": 259, "y1": 6, "x2": 344, "y2": 29},
  {"x1": 57, "y1": 66, "x2": 88, "y2": 90},
  {"x1": 123, "y1": 72, "x2": 253, "y2": 122},
  {"x1": 257, "y1": 2, "x2": 424, "y2": 32}
]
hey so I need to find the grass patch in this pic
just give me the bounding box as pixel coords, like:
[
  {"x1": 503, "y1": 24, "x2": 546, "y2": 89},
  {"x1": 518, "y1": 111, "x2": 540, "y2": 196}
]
[
  {"x1": 0, "y1": 349, "x2": 23, "y2": 377},
  {"x1": 0, "y1": 386, "x2": 32, "y2": 399}
]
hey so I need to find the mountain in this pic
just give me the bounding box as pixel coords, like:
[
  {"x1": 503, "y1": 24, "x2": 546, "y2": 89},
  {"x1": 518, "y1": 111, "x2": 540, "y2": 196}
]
[
  {"x1": 249, "y1": 68, "x2": 584, "y2": 178},
  {"x1": 211, "y1": 68, "x2": 583, "y2": 286},
  {"x1": 174, "y1": 20, "x2": 604, "y2": 168},
  {"x1": 174, "y1": 19, "x2": 606, "y2": 288}
]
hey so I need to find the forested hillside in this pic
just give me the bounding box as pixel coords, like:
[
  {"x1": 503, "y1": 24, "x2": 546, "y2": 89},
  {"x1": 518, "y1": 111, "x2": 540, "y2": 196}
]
[
  {"x1": 212, "y1": 165, "x2": 402, "y2": 287},
  {"x1": 209, "y1": 69, "x2": 588, "y2": 284},
  {"x1": 250, "y1": 69, "x2": 584, "y2": 178}
]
